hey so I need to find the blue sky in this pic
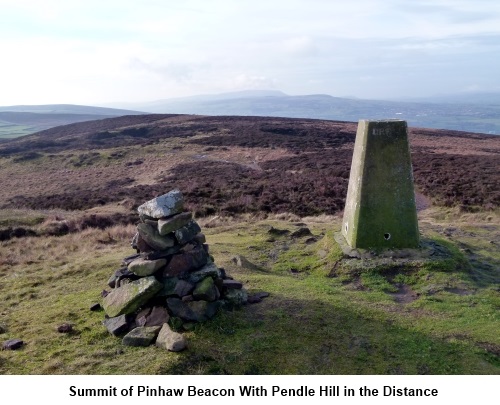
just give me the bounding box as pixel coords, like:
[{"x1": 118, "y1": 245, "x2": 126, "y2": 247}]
[{"x1": 1, "y1": 0, "x2": 499, "y2": 105}]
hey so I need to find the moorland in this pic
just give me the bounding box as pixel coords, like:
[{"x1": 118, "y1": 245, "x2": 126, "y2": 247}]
[{"x1": 0, "y1": 114, "x2": 498, "y2": 374}]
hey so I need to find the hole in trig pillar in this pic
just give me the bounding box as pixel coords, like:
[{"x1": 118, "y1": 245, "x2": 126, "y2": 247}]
[{"x1": 384, "y1": 233, "x2": 391, "y2": 240}]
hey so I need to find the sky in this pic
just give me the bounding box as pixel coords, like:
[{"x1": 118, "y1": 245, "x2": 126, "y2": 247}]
[{"x1": 1, "y1": 0, "x2": 500, "y2": 106}]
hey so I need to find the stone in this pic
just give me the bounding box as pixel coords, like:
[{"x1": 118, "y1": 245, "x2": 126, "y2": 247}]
[
  {"x1": 181, "y1": 242, "x2": 196, "y2": 252},
  {"x1": 135, "y1": 308, "x2": 151, "y2": 326},
  {"x1": 174, "y1": 280, "x2": 195, "y2": 297},
  {"x1": 108, "y1": 267, "x2": 137, "y2": 289},
  {"x1": 193, "y1": 233, "x2": 206, "y2": 244},
  {"x1": 2, "y1": 338, "x2": 23, "y2": 350},
  {"x1": 155, "y1": 323, "x2": 187, "y2": 352},
  {"x1": 136, "y1": 233, "x2": 154, "y2": 253},
  {"x1": 131, "y1": 232, "x2": 139, "y2": 250},
  {"x1": 205, "y1": 300, "x2": 223, "y2": 319},
  {"x1": 89, "y1": 303, "x2": 101, "y2": 311},
  {"x1": 163, "y1": 245, "x2": 209, "y2": 277},
  {"x1": 57, "y1": 323, "x2": 73, "y2": 333},
  {"x1": 137, "y1": 306, "x2": 170, "y2": 327},
  {"x1": 128, "y1": 257, "x2": 167, "y2": 277},
  {"x1": 174, "y1": 220, "x2": 202, "y2": 244},
  {"x1": 188, "y1": 262, "x2": 221, "y2": 284},
  {"x1": 247, "y1": 295, "x2": 262, "y2": 304},
  {"x1": 166, "y1": 298, "x2": 195, "y2": 321},
  {"x1": 103, "y1": 276, "x2": 163, "y2": 317},
  {"x1": 224, "y1": 288, "x2": 248, "y2": 307},
  {"x1": 305, "y1": 236, "x2": 318, "y2": 244},
  {"x1": 122, "y1": 326, "x2": 161, "y2": 347},
  {"x1": 193, "y1": 276, "x2": 220, "y2": 302},
  {"x1": 247, "y1": 292, "x2": 270, "y2": 304},
  {"x1": 291, "y1": 227, "x2": 312, "y2": 238},
  {"x1": 141, "y1": 245, "x2": 181, "y2": 261},
  {"x1": 121, "y1": 254, "x2": 140, "y2": 266},
  {"x1": 144, "y1": 218, "x2": 159, "y2": 227},
  {"x1": 137, "y1": 190, "x2": 184, "y2": 219},
  {"x1": 107, "y1": 267, "x2": 125, "y2": 289},
  {"x1": 158, "y1": 276, "x2": 179, "y2": 296},
  {"x1": 100, "y1": 193, "x2": 250, "y2": 345},
  {"x1": 222, "y1": 279, "x2": 243, "y2": 289},
  {"x1": 166, "y1": 298, "x2": 219, "y2": 322},
  {"x1": 219, "y1": 267, "x2": 229, "y2": 279},
  {"x1": 117, "y1": 279, "x2": 133, "y2": 287},
  {"x1": 342, "y1": 120, "x2": 419, "y2": 249},
  {"x1": 214, "y1": 277, "x2": 224, "y2": 292},
  {"x1": 230, "y1": 255, "x2": 259, "y2": 270},
  {"x1": 0, "y1": 324, "x2": 7, "y2": 334},
  {"x1": 137, "y1": 223, "x2": 176, "y2": 251},
  {"x1": 158, "y1": 212, "x2": 192, "y2": 235},
  {"x1": 103, "y1": 314, "x2": 130, "y2": 336},
  {"x1": 268, "y1": 226, "x2": 290, "y2": 236}
]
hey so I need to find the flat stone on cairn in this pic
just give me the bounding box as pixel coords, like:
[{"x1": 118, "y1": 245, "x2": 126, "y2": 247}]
[
  {"x1": 101, "y1": 190, "x2": 249, "y2": 348},
  {"x1": 138, "y1": 189, "x2": 184, "y2": 219}
]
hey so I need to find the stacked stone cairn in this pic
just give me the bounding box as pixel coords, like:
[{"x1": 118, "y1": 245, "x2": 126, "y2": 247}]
[{"x1": 101, "y1": 189, "x2": 248, "y2": 351}]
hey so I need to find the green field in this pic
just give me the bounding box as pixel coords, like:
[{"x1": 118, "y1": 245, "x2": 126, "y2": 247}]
[{"x1": 0, "y1": 122, "x2": 36, "y2": 139}]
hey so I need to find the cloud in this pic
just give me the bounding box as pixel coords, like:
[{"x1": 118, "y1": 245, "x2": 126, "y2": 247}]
[
  {"x1": 1, "y1": 0, "x2": 500, "y2": 104},
  {"x1": 228, "y1": 74, "x2": 278, "y2": 90},
  {"x1": 128, "y1": 58, "x2": 198, "y2": 83},
  {"x1": 282, "y1": 37, "x2": 319, "y2": 57}
]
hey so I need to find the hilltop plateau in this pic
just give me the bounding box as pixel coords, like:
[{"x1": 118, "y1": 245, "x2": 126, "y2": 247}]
[
  {"x1": 0, "y1": 114, "x2": 498, "y2": 375},
  {"x1": 0, "y1": 114, "x2": 498, "y2": 216}
]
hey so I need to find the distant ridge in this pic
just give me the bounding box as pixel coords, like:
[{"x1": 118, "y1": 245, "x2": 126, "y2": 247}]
[
  {"x1": 112, "y1": 90, "x2": 500, "y2": 135},
  {"x1": 0, "y1": 104, "x2": 144, "y2": 115},
  {"x1": 0, "y1": 104, "x2": 145, "y2": 139}
]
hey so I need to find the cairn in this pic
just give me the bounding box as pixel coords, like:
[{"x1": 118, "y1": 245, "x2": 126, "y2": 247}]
[{"x1": 101, "y1": 189, "x2": 248, "y2": 351}]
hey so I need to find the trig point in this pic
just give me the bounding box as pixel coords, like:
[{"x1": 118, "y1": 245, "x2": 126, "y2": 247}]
[{"x1": 342, "y1": 119, "x2": 419, "y2": 250}]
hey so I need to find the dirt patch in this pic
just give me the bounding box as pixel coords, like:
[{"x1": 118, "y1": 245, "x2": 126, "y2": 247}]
[
  {"x1": 444, "y1": 287, "x2": 475, "y2": 296},
  {"x1": 477, "y1": 342, "x2": 500, "y2": 357},
  {"x1": 390, "y1": 284, "x2": 419, "y2": 304}
]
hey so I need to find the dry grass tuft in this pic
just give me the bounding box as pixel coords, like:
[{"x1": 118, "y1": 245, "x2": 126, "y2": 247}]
[{"x1": 0, "y1": 224, "x2": 135, "y2": 268}]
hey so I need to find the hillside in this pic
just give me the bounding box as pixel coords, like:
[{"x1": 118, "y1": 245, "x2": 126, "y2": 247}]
[
  {"x1": 0, "y1": 104, "x2": 144, "y2": 139},
  {"x1": 0, "y1": 114, "x2": 498, "y2": 375},
  {"x1": 0, "y1": 114, "x2": 498, "y2": 215}
]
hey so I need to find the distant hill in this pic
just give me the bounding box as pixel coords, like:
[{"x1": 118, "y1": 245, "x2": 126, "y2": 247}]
[
  {"x1": 0, "y1": 104, "x2": 144, "y2": 139},
  {"x1": 397, "y1": 92, "x2": 500, "y2": 105},
  {"x1": 0, "y1": 104, "x2": 144, "y2": 115},
  {"x1": 113, "y1": 91, "x2": 500, "y2": 135}
]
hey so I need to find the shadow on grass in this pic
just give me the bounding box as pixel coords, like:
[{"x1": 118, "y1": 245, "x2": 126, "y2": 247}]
[{"x1": 156, "y1": 291, "x2": 499, "y2": 375}]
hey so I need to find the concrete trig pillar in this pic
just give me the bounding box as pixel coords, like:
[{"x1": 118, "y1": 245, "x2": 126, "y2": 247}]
[{"x1": 342, "y1": 119, "x2": 419, "y2": 249}]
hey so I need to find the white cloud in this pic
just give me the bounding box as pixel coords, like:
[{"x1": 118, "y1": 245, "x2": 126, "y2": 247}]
[
  {"x1": 1, "y1": 0, "x2": 500, "y2": 104},
  {"x1": 228, "y1": 74, "x2": 278, "y2": 91},
  {"x1": 282, "y1": 37, "x2": 319, "y2": 57}
]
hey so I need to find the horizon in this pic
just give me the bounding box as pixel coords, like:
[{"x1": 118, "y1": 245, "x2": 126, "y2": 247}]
[
  {"x1": 1, "y1": 0, "x2": 500, "y2": 106},
  {"x1": 2, "y1": 88, "x2": 500, "y2": 110}
]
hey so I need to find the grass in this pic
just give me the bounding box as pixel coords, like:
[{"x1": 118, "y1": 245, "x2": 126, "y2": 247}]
[
  {"x1": 0, "y1": 208, "x2": 499, "y2": 374},
  {"x1": 0, "y1": 123, "x2": 36, "y2": 139}
]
